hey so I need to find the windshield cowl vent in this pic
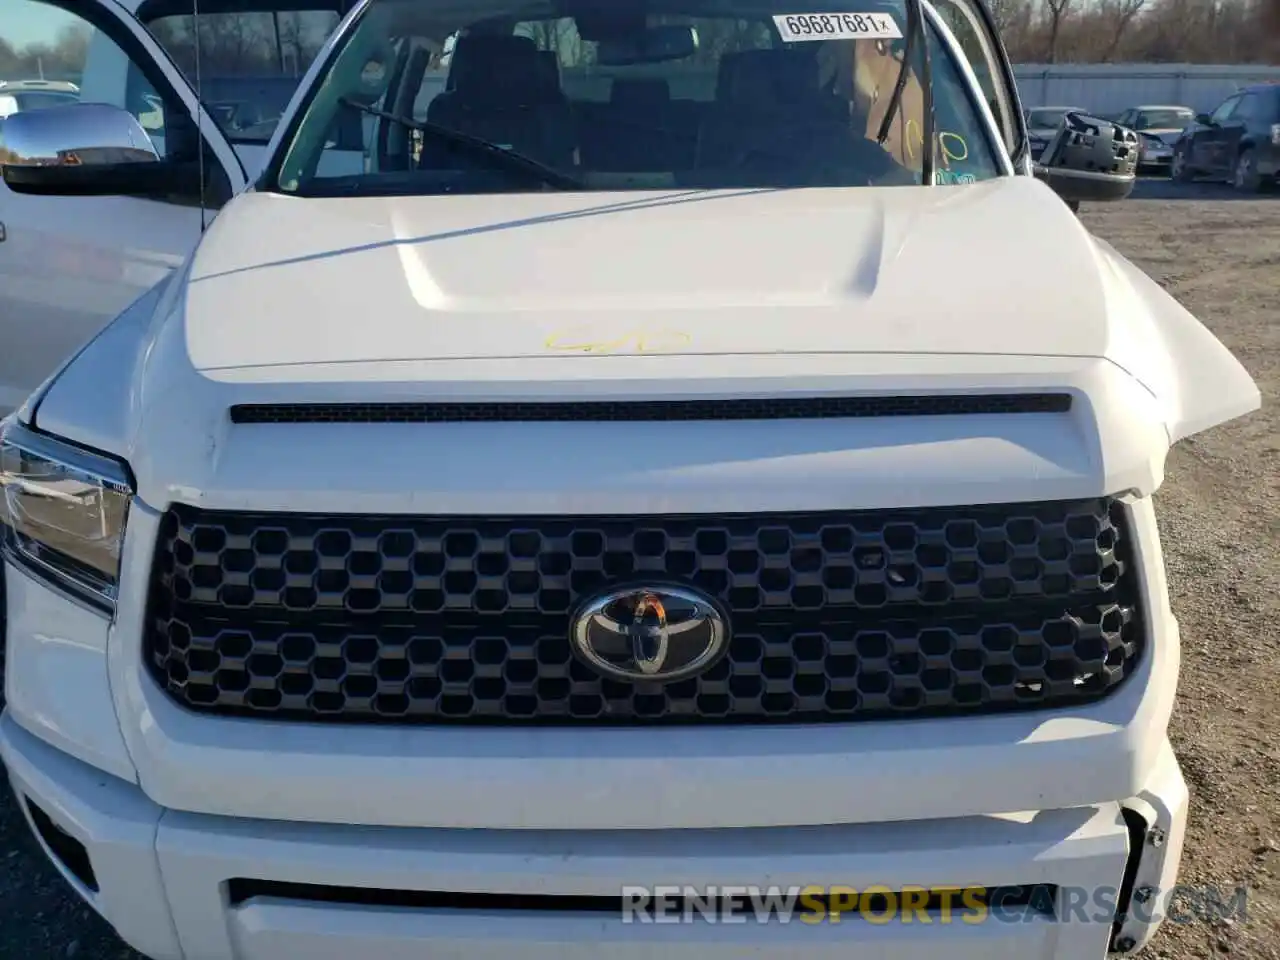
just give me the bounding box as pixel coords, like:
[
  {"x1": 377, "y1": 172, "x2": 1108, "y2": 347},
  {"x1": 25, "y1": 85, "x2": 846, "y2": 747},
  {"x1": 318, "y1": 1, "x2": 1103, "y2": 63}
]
[{"x1": 229, "y1": 394, "x2": 1073, "y2": 424}]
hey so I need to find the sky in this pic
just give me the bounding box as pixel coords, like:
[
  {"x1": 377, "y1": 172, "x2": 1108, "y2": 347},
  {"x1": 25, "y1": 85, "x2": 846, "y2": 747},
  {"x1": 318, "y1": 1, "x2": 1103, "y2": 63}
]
[{"x1": 6, "y1": 4, "x2": 82, "y2": 50}]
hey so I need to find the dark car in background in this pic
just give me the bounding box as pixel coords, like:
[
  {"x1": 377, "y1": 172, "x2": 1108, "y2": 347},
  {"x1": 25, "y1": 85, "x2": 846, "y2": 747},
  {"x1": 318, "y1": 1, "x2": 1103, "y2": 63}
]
[
  {"x1": 1024, "y1": 105, "x2": 1087, "y2": 160},
  {"x1": 1114, "y1": 104, "x2": 1195, "y2": 174},
  {"x1": 1172, "y1": 83, "x2": 1280, "y2": 192}
]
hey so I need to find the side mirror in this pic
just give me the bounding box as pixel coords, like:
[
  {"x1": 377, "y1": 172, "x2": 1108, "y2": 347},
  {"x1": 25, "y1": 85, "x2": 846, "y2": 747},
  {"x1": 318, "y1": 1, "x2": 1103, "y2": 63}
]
[
  {"x1": 0, "y1": 102, "x2": 199, "y2": 198},
  {"x1": 1032, "y1": 111, "x2": 1137, "y2": 206},
  {"x1": 1195, "y1": 113, "x2": 1214, "y2": 126}
]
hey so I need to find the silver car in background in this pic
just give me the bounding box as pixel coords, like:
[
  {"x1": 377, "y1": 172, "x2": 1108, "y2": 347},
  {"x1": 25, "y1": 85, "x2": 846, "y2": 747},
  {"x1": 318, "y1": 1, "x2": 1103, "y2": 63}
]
[
  {"x1": 1024, "y1": 105, "x2": 1087, "y2": 160},
  {"x1": 1113, "y1": 105, "x2": 1196, "y2": 174}
]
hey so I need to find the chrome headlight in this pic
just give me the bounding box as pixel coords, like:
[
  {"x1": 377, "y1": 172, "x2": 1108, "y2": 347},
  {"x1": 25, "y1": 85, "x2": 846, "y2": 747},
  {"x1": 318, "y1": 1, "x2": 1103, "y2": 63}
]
[{"x1": 0, "y1": 418, "x2": 134, "y2": 614}]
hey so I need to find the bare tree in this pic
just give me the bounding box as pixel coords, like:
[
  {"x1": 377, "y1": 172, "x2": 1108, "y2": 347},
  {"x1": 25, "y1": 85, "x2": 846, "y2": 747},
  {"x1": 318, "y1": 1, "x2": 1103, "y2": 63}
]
[
  {"x1": 1097, "y1": 0, "x2": 1148, "y2": 59},
  {"x1": 1264, "y1": 0, "x2": 1280, "y2": 34},
  {"x1": 1261, "y1": 0, "x2": 1280, "y2": 59},
  {"x1": 276, "y1": 13, "x2": 303, "y2": 75},
  {"x1": 987, "y1": 0, "x2": 1034, "y2": 37},
  {"x1": 0, "y1": 38, "x2": 20, "y2": 79},
  {"x1": 1043, "y1": 0, "x2": 1076, "y2": 62}
]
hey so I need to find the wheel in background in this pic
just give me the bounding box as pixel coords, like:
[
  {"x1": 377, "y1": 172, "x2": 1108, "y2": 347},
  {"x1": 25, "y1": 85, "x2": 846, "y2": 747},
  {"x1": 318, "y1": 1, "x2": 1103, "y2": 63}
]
[
  {"x1": 1233, "y1": 149, "x2": 1263, "y2": 193},
  {"x1": 1171, "y1": 148, "x2": 1195, "y2": 183}
]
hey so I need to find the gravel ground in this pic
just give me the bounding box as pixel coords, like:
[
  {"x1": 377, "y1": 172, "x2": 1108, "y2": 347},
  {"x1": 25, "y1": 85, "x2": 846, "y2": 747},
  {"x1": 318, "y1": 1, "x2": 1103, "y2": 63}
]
[
  {"x1": 0, "y1": 178, "x2": 1276, "y2": 959},
  {"x1": 1081, "y1": 180, "x2": 1280, "y2": 960}
]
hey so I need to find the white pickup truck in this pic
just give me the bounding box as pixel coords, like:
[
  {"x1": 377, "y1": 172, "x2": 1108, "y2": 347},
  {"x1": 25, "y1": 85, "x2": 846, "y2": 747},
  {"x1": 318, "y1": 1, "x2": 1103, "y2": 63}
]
[{"x1": 0, "y1": 0, "x2": 1262, "y2": 959}]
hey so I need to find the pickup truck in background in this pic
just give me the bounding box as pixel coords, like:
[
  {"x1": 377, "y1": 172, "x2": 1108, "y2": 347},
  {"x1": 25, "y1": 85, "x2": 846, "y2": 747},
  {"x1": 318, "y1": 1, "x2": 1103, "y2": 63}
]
[{"x1": 0, "y1": 0, "x2": 350, "y2": 418}]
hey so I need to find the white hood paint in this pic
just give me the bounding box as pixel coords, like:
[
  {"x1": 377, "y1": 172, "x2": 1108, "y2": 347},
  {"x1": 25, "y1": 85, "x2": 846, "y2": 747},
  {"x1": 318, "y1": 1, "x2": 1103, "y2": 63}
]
[
  {"x1": 33, "y1": 175, "x2": 1259, "y2": 515},
  {"x1": 185, "y1": 177, "x2": 1119, "y2": 369}
]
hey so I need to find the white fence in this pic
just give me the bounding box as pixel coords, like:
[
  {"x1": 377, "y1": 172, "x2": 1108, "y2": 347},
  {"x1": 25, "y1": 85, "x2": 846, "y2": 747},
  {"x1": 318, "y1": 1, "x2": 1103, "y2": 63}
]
[{"x1": 1012, "y1": 63, "x2": 1280, "y2": 114}]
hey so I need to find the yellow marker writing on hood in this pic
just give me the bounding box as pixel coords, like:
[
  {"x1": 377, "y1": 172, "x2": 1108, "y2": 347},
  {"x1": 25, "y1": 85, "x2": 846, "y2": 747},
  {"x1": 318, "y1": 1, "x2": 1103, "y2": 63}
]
[{"x1": 545, "y1": 327, "x2": 692, "y2": 354}]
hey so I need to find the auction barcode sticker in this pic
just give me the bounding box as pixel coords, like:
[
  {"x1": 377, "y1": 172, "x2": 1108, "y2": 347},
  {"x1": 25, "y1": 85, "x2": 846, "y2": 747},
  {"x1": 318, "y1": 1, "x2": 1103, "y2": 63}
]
[{"x1": 773, "y1": 12, "x2": 902, "y2": 40}]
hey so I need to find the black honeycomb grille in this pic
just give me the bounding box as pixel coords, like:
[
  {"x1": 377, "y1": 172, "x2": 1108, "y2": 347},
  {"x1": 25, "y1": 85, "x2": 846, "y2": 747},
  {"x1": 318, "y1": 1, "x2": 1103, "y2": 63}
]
[
  {"x1": 145, "y1": 499, "x2": 1142, "y2": 726},
  {"x1": 228, "y1": 394, "x2": 1072, "y2": 424}
]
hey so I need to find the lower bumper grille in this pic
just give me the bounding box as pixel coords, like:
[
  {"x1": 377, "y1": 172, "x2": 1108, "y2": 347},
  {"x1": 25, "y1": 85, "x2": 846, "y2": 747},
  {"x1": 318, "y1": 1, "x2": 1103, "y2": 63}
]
[
  {"x1": 226, "y1": 879, "x2": 1059, "y2": 918},
  {"x1": 144, "y1": 498, "x2": 1143, "y2": 726}
]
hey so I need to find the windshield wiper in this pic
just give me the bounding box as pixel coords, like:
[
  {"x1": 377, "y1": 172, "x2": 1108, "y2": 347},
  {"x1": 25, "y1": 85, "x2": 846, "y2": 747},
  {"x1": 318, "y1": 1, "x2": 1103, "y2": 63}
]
[
  {"x1": 875, "y1": 0, "x2": 936, "y2": 187},
  {"x1": 338, "y1": 97, "x2": 583, "y2": 190}
]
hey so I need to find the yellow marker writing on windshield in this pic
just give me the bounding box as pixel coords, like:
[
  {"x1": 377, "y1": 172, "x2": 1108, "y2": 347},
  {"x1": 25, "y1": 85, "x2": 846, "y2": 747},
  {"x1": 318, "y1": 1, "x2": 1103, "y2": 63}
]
[
  {"x1": 904, "y1": 120, "x2": 969, "y2": 164},
  {"x1": 545, "y1": 327, "x2": 692, "y2": 354}
]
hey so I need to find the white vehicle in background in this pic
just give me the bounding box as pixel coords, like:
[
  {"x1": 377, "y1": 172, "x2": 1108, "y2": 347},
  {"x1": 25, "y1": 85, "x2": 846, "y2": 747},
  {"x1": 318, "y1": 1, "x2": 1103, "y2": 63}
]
[
  {"x1": 0, "y1": 1, "x2": 1260, "y2": 960},
  {"x1": 0, "y1": 80, "x2": 81, "y2": 120}
]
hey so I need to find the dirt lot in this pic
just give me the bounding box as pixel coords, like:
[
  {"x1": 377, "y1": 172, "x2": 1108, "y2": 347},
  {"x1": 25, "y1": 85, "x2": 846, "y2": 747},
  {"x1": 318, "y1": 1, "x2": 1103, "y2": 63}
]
[
  {"x1": 1084, "y1": 182, "x2": 1280, "y2": 960},
  {"x1": 0, "y1": 180, "x2": 1277, "y2": 959}
]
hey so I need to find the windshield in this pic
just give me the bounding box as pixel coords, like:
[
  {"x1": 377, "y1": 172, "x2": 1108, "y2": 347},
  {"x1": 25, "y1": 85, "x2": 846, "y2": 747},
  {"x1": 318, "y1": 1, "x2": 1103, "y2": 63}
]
[
  {"x1": 1134, "y1": 108, "x2": 1192, "y2": 129},
  {"x1": 272, "y1": 0, "x2": 1003, "y2": 196},
  {"x1": 1026, "y1": 108, "x2": 1076, "y2": 130},
  {"x1": 12, "y1": 91, "x2": 80, "y2": 111}
]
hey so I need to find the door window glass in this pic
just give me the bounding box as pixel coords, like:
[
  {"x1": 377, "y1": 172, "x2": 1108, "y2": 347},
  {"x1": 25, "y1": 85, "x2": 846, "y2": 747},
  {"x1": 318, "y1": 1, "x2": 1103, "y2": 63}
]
[
  {"x1": 928, "y1": 0, "x2": 1017, "y2": 157},
  {"x1": 1209, "y1": 96, "x2": 1239, "y2": 125},
  {"x1": 0, "y1": 0, "x2": 235, "y2": 208},
  {"x1": 1266, "y1": 89, "x2": 1280, "y2": 122},
  {"x1": 141, "y1": 5, "x2": 342, "y2": 145},
  {"x1": 1228, "y1": 94, "x2": 1257, "y2": 122}
]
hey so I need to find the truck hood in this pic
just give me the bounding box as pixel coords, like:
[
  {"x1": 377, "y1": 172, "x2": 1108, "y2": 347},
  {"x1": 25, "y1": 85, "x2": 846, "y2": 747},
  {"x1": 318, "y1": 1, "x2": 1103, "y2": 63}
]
[
  {"x1": 30, "y1": 174, "x2": 1260, "y2": 514},
  {"x1": 184, "y1": 177, "x2": 1114, "y2": 370}
]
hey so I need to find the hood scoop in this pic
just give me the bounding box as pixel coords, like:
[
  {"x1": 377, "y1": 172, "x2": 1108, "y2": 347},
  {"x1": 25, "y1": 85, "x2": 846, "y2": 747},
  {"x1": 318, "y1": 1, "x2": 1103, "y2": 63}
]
[{"x1": 228, "y1": 394, "x2": 1073, "y2": 424}]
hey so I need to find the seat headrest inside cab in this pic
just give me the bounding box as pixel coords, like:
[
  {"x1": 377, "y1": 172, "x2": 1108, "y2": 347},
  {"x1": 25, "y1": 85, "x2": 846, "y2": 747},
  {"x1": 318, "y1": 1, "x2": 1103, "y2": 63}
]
[{"x1": 446, "y1": 35, "x2": 543, "y2": 99}]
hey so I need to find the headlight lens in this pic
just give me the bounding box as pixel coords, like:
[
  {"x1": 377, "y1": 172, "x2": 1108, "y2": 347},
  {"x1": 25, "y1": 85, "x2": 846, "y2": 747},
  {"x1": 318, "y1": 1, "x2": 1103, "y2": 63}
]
[{"x1": 0, "y1": 418, "x2": 134, "y2": 614}]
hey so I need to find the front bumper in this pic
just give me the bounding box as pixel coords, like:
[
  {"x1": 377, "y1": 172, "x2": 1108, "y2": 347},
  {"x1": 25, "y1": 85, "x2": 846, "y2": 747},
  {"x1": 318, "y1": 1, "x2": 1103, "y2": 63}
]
[
  {"x1": 3, "y1": 711, "x2": 1188, "y2": 960},
  {"x1": 1138, "y1": 143, "x2": 1174, "y2": 170}
]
